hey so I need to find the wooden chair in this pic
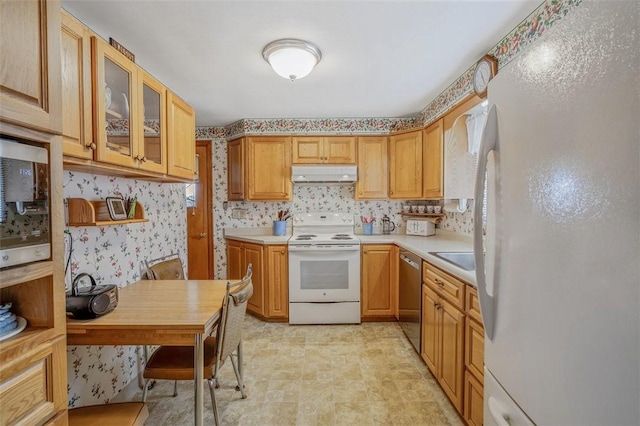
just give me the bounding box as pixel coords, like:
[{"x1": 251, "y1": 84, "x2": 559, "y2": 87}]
[
  {"x1": 141, "y1": 265, "x2": 253, "y2": 425},
  {"x1": 142, "y1": 253, "x2": 186, "y2": 395},
  {"x1": 144, "y1": 252, "x2": 185, "y2": 280},
  {"x1": 68, "y1": 402, "x2": 148, "y2": 426}
]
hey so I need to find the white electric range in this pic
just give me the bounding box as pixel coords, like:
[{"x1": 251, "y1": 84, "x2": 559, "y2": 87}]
[{"x1": 288, "y1": 212, "x2": 361, "y2": 324}]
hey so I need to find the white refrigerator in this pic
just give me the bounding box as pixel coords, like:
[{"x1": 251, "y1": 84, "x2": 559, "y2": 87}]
[{"x1": 473, "y1": 1, "x2": 639, "y2": 425}]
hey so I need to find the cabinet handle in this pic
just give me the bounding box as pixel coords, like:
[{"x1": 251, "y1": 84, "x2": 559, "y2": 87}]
[
  {"x1": 390, "y1": 191, "x2": 394, "y2": 195},
  {"x1": 86, "y1": 142, "x2": 96, "y2": 150},
  {"x1": 280, "y1": 250, "x2": 285, "y2": 254},
  {"x1": 435, "y1": 278, "x2": 444, "y2": 287}
]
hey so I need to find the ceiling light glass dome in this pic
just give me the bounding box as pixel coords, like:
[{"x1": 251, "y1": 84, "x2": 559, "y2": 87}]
[{"x1": 262, "y1": 39, "x2": 322, "y2": 81}]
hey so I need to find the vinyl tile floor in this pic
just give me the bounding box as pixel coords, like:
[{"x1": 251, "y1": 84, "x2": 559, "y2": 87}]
[{"x1": 136, "y1": 315, "x2": 465, "y2": 425}]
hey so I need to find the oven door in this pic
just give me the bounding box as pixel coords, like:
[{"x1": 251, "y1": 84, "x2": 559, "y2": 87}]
[{"x1": 288, "y1": 244, "x2": 360, "y2": 302}]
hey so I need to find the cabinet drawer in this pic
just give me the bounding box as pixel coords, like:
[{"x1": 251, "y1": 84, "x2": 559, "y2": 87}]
[
  {"x1": 0, "y1": 352, "x2": 55, "y2": 425},
  {"x1": 465, "y1": 317, "x2": 485, "y2": 380},
  {"x1": 466, "y1": 286, "x2": 482, "y2": 323},
  {"x1": 423, "y1": 263, "x2": 466, "y2": 310}
]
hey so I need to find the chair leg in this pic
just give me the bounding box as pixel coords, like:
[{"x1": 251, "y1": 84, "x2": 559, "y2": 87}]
[
  {"x1": 142, "y1": 379, "x2": 151, "y2": 402},
  {"x1": 173, "y1": 380, "x2": 178, "y2": 397},
  {"x1": 208, "y1": 378, "x2": 220, "y2": 425},
  {"x1": 230, "y1": 353, "x2": 247, "y2": 399}
]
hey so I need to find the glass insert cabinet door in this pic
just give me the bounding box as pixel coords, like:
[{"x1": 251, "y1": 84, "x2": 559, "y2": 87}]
[
  {"x1": 93, "y1": 36, "x2": 138, "y2": 168},
  {"x1": 138, "y1": 70, "x2": 167, "y2": 173}
]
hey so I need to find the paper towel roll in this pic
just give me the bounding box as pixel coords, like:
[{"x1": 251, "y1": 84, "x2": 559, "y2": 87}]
[{"x1": 444, "y1": 199, "x2": 468, "y2": 213}]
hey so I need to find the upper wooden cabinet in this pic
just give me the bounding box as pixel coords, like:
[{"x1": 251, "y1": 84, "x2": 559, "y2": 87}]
[
  {"x1": 227, "y1": 136, "x2": 292, "y2": 201},
  {"x1": 356, "y1": 136, "x2": 388, "y2": 200},
  {"x1": 167, "y1": 90, "x2": 195, "y2": 180},
  {"x1": 61, "y1": 10, "x2": 94, "y2": 159},
  {"x1": 292, "y1": 136, "x2": 355, "y2": 164},
  {"x1": 389, "y1": 129, "x2": 423, "y2": 199},
  {"x1": 93, "y1": 36, "x2": 140, "y2": 169},
  {"x1": 423, "y1": 119, "x2": 444, "y2": 199},
  {"x1": 227, "y1": 138, "x2": 245, "y2": 201},
  {"x1": 248, "y1": 136, "x2": 292, "y2": 200},
  {"x1": 0, "y1": 0, "x2": 62, "y2": 134},
  {"x1": 60, "y1": 14, "x2": 195, "y2": 181}
]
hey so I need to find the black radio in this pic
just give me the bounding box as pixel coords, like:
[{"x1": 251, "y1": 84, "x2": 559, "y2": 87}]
[{"x1": 66, "y1": 273, "x2": 118, "y2": 319}]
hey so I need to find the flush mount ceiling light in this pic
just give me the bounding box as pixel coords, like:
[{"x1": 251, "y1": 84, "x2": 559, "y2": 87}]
[{"x1": 262, "y1": 39, "x2": 322, "y2": 81}]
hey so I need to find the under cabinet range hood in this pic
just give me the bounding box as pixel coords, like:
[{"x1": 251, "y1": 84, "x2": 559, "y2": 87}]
[{"x1": 291, "y1": 165, "x2": 357, "y2": 184}]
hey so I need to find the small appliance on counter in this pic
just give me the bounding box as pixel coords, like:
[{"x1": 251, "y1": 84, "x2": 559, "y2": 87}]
[
  {"x1": 66, "y1": 273, "x2": 118, "y2": 319},
  {"x1": 406, "y1": 219, "x2": 435, "y2": 236}
]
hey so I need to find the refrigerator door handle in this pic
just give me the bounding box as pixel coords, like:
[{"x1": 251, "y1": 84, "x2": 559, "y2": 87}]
[
  {"x1": 488, "y1": 397, "x2": 512, "y2": 426},
  {"x1": 473, "y1": 104, "x2": 497, "y2": 340}
]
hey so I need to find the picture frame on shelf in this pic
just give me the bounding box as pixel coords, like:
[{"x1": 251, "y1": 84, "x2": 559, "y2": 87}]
[{"x1": 106, "y1": 197, "x2": 127, "y2": 220}]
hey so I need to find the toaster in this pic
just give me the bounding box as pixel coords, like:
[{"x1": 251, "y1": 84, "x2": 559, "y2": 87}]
[{"x1": 406, "y1": 219, "x2": 435, "y2": 236}]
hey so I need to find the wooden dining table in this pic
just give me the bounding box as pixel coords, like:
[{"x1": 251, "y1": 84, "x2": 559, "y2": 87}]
[{"x1": 67, "y1": 279, "x2": 230, "y2": 426}]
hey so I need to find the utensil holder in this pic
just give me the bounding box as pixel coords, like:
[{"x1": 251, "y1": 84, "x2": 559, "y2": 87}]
[
  {"x1": 363, "y1": 223, "x2": 373, "y2": 235},
  {"x1": 273, "y1": 220, "x2": 287, "y2": 236}
]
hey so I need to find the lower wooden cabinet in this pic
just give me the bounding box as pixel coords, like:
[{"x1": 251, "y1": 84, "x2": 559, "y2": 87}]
[
  {"x1": 265, "y1": 245, "x2": 288, "y2": 320},
  {"x1": 361, "y1": 244, "x2": 398, "y2": 320},
  {"x1": 0, "y1": 336, "x2": 67, "y2": 426},
  {"x1": 464, "y1": 370, "x2": 484, "y2": 426},
  {"x1": 464, "y1": 287, "x2": 485, "y2": 425},
  {"x1": 227, "y1": 240, "x2": 264, "y2": 316},
  {"x1": 422, "y1": 284, "x2": 465, "y2": 413},
  {"x1": 226, "y1": 240, "x2": 288, "y2": 321}
]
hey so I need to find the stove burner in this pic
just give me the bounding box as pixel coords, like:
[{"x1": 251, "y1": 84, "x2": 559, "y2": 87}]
[
  {"x1": 295, "y1": 237, "x2": 313, "y2": 241},
  {"x1": 334, "y1": 233, "x2": 350, "y2": 237},
  {"x1": 297, "y1": 234, "x2": 317, "y2": 238},
  {"x1": 331, "y1": 236, "x2": 353, "y2": 240}
]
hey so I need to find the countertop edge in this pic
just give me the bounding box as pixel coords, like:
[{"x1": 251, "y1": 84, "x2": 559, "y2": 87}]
[{"x1": 224, "y1": 230, "x2": 476, "y2": 286}]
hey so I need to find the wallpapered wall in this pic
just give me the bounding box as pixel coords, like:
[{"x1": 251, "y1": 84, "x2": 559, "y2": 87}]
[
  {"x1": 63, "y1": 171, "x2": 187, "y2": 407},
  {"x1": 65, "y1": 0, "x2": 579, "y2": 407}
]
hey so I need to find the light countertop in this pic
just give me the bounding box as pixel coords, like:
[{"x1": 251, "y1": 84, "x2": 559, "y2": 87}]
[{"x1": 224, "y1": 228, "x2": 476, "y2": 286}]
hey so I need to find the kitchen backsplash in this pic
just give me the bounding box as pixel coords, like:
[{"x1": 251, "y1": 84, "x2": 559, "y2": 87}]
[{"x1": 63, "y1": 171, "x2": 187, "y2": 407}]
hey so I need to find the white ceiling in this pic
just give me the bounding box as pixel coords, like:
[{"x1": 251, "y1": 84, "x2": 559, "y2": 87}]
[{"x1": 61, "y1": 0, "x2": 541, "y2": 127}]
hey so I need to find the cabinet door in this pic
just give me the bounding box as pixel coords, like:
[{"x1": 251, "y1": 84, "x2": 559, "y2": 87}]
[
  {"x1": 93, "y1": 37, "x2": 139, "y2": 168},
  {"x1": 266, "y1": 245, "x2": 288, "y2": 319},
  {"x1": 465, "y1": 317, "x2": 485, "y2": 380},
  {"x1": 356, "y1": 136, "x2": 388, "y2": 200},
  {"x1": 227, "y1": 138, "x2": 245, "y2": 200},
  {"x1": 464, "y1": 370, "x2": 484, "y2": 426},
  {"x1": 439, "y1": 298, "x2": 465, "y2": 413},
  {"x1": 60, "y1": 10, "x2": 93, "y2": 159},
  {"x1": 167, "y1": 91, "x2": 195, "y2": 179},
  {"x1": 361, "y1": 244, "x2": 397, "y2": 319},
  {"x1": 292, "y1": 136, "x2": 323, "y2": 163},
  {"x1": 423, "y1": 119, "x2": 444, "y2": 199},
  {"x1": 246, "y1": 136, "x2": 291, "y2": 200},
  {"x1": 389, "y1": 130, "x2": 423, "y2": 199},
  {"x1": 0, "y1": 0, "x2": 62, "y2": 134},
  {"x1": 243, "y1": 243, "x2": 264, "y2": 316},
  {"x1": 324, "y1": 136, "x2": 356, "y2": 164},
  {"x1": 138, "y1": 71, "x2": 167, "y2": 173},
  {"x1": 421, "y1": 284, "x2": 439, "y2": 374},
  {"x1": 226, "y1": 240, "x2": 243, "y2": 280}
]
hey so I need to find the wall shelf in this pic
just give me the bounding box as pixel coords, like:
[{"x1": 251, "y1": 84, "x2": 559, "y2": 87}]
[
  {"x1": 398, "y1": 212, "x2": 445, "y2": 222},
  {"x1": 67, "y1": 197, "x2": 147, "y2": 226}
]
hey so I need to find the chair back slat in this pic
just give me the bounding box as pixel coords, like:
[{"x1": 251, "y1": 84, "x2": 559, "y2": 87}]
[{"x1": 217, "y1": 267, "x2": 253, "y2": 363}]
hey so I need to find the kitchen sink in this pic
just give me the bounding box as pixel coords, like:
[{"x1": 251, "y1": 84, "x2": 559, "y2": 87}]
[{"x1": 428, "y1": 252, "x2": 475, "y2": 271}]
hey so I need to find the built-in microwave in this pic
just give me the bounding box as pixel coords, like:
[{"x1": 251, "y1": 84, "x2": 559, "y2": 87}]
[{"x1": 0, "y1": 137, "x2": 50, "y2": 268}]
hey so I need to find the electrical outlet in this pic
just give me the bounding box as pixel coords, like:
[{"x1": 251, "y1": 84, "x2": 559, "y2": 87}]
[{"x1": 232, "y1": 208, "x2": 247, "y2": 219}]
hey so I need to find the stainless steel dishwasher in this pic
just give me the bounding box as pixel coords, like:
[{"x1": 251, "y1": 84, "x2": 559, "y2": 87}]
[{"x1": 398, "y1": 250, "x2": 422, "y2": 353}]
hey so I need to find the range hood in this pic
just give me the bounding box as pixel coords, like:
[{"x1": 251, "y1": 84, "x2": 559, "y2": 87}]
[{"x1": 291, "y1": 165, "x2": 357, "y2": 184}]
